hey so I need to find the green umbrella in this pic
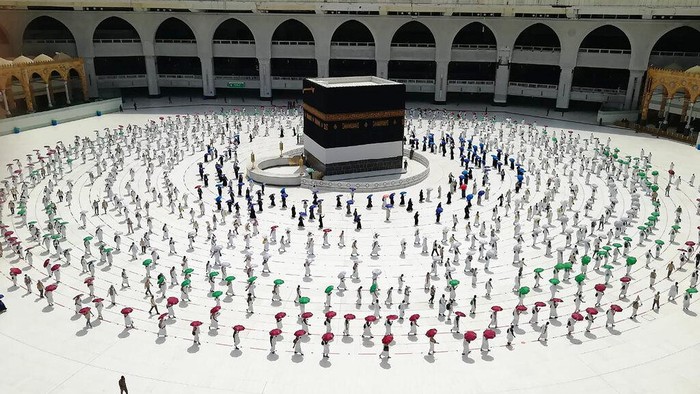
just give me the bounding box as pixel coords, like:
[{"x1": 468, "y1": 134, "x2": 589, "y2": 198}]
[
  {"x1": 671, "y1": 225, "x2": 681, "y2": 230},
  {"x1": 325, "y1": 285, "x2": 334, "y2": 294},
  {"x1": 17, "y1": 209, "x2": 26, "y2": 216},
  {"x1": 51, "y1": 234, "x2": 61, "y2": 240},
  {"x1": 103, "y1": 248, "x2": 113, "y2": 254},
  {"x1": 554, "y1": 263, "x2": 566, "y2": 271},
  {"x1": 449, "y1": 279, "x2": 460, "y2": 287},
  {"x1": 562, "y1": 262, "x2": 573, "y2": 270},
  {"x1": 143, "y1": 259, "x2": 152, "y2": 267},
  {"x1": 28, "y1": 221, "x2": 37, "y2": 225},
  {"x1": 597, "y1": 250, "x2": 608, "y2": 256},
  {"x1": 612, "y1": 243, "x2": 622, "y2": 248},
  {"x1": 636, "y1": 226, "x2": 647, "y2": 232},
  {"x1": 626, "y1": 257, "x2": 637, "y2": 266},
  {"x1": 83, "y1": 236, "x2": 93, "y2": 242},
  {"x1": 299, "y1": 296, "x2": 310, "y2": 304},
  {"x1": 581, "y1": 256, "x2": 591, "y2": 265},
  {"x1": 209, "y1": 271, "x2": 219, "y2": 278},
  {"x1": 157, "y1": 277, "x2": 165, "y2": 285},
  {"x1": 652, "y1": 202, "x2": 661, "y2": 207},
  {"x1": 183, "y1": 268, "x2": 194, "y2": 274},
  {"x1": 651, "y1": 185, "x2": 659, "y2": 192},
  {"x1": 603, "y1": 264, "x2": 614, "y2": 270},
  {"x1": 273, "y1": 278, "x2": 284, "y2": 285},
  {"x1": 248, "y1": 276, "x2": 258, "y2": 283},
  {"x1": 181, "y1": 279, "x2": 191, "y2": 287},
  {"x1": 534, "y1": 267, "x2": 545, "y2": 273},
  {"x1": 549, "y1": 278, "x2": 560, "y2": 286},
  {"x1": 651, "y1": 211, "x2": 660, "y2": 217},
  {"x1": 575, "y1": 274, "x2": 586, "y2": 284},
  {"x1": 43, "y1": 234, "x2": 52, "y2": 238},
  {"x1": 622, "y1": 237, "x2": 632, "y2": 242},
  {"x1": 651, "y1": 170, "x2": 659, "y2": 176},
  {"x1": 655, "y1": 240, "x2": 665, "y2": 246},
  {"x1": 225, "y1": 276, "x2": 236, "y2": 282},
  {"x1": 648, "y1": 216, "x2": 657, "y2": 222},
  {"x1": 601, "y1": 245, "x2": 612, "y2": 251},
  {"x1": 645, "y1": 221, "x2": 655, "y2": 227},
  {"x1": 687, "y1": 288, "x2": 698, "y2": 294},
  {"x1": 59, "y1": 221, "x2": 68, "y2": 226},
  {"x1": 212, "y1": 290, "x2": 223, "y2": 298},
  {"x1": 370, "y1": 283, "x2": 378, "y2": 293},
  {"x1": 518, "y1": 286, "x2": 530, "y2": 295}
]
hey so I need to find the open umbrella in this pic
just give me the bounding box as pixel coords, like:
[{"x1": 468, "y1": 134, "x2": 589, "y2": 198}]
[
  {"x1": 687, "y1": 288, "x2": 699, "y2": 294},
  {"x1": 209, "y1": 271, "x2": 219, "y2": 278},
  {"x1": 121, "y1": 307, "x2": 133, "y2": 315},
  {"x1": 585, "y1": 307, "x2": 599, "y2": 315},
  {"x1": 233, "y1": 325, "x2": 245, "y2": 332},
  {"x1": 382, "y1": 335, "x2": 394, "y2": 345},
  {"x1": 534, "y1": 267, "x2": 545, "y2": 273},
  {"x1": 167, "y1": 297, "x2": 179, "y2": 305},
  {"x1": 464, "y1": 331, "x2": 477, "y2": 341},
  {"x1": 181, "y1": 279, "x2": 191, "y2": 287},
  {"x1": 275, "y1": 312, "x2": 287, "y2": 320},
  {"x1": 610, "y1": 304, "x2": 623, "y2": 312},
  {"x1": 550, "y1": 298, "x2": 563, "y2": 303},
  {"x1": 92, "y1": 298, "x2": 104, "y2": 303},
  {"x1": 515, "y1": 305, "x2": 527, "y2": 312},
  {"x1": 9, "y1": 267, "x2": 21, "y2": 275},
  {"x1": 409, "y1": 314, "x2": 420, "y2": 322},
  {"x1": 686, "y1": 241, "x2": 696, "y2": 247},
  {"x1": 247, "y1": 276, "x2": 257, "y2": 283},
  {"x1": 79, "y1": 307, "x2": 91, "y2": 315},
  {"x1": 225, "y1": 276, "x2": 236, "y2": 282},
  {"x1": 386, "y1": 314, "x2": 398, "y2": 321},
  {"x1": 51, "y1": 264, "x2": 61, "y2": 272},
  {"x1": 190, "y1": 321, "x2": 203, "y2": 327},
  {"x1": 210, "y1": 306, "x2": 221, "y2": 314},
  {"x1": 602, "y1": 264, "x2": 614, "y2": 270},
  {"x1": 270, "y1": 329, "x2": 282, "y2": 336},
  {"x1": 325, "y1": 311, "x2": 337, "y2": 319},
  {"x1": 325, "y1": 285, "x2": 334, "y2": 294},
  {"x1": 549, "y1": 278, "x2": 561, "y2": 286},
  {"x1": 45, "y1": 284, "x2": 58, "y2": 292},
  {"x1": 594, "y1": 284, "x2": 607, "y2": 292},
  {"x1": 455, "y1": 311, "x2": 467, "y2": 317},
  {"x1": 581, "y1": 255, "x2": 591, "y2": 265},
  {"x1": 620, "y1": 276, "x2": 632, "y2": 283},
  {"x1": 322, "y1": 332, "x2": 335, "y2": 341},
  {"x1": 365, "y1": 315, "x2": 377, "y2": 322},
  {"x1": 491, "y1": 305, "x2": 503, "y2": 312},
  {"x1": 483, "y1": 329, "x2": 496, "y2": 339},
  {"x1": 535, "y1": 301, "x2": 546, "y2": 307},
  {"x1": 212, "y1": 291, "x2": 223, "y2": 298},
  {"x1": 183, "y1": 268, "x2": 194, "y2": 275},
  {"x1": 299, "y1": 296, "x2": 310, "y2": 305},
  {"x1": 426, "y1": 328, "x2": 438, "y2": 338},
  {"x1": 84, "y1": 277, "x2": 94, "y2": 284},
  {"x1": 518, "y1": 286, "x2": 530, "y2": 295},
  {"x1": 449, "y1": 279, "x2": 460, "y2": 287},
  {"x1": 575, "y1": 274, "x2": 586, "y2": 284},
  {"x1": 273, "y1": 278, "x2": 284, "y2": 285},
  {"x1": 626, "y1": 257, "x2": 637, "y2": 266},
  {"x1": 571, "y1": 312, "x2": 584, "y2": 321},
  {"x1": 344, "y1": 313, "x2": 356, "y2": 320},
  {"x1": 158, "y1": 313, "x2": 169, "y2": 320},
  {"x1": 655, "y1": 240, "x2": 665, "y2": 246},
  {"x1": 142, "y1": 259, "x2": 152, "y2": 267},
  {"x1": 294, "y1": 329, "x2": 306, "y2": 337},
  {"x1": 369, "y1": 283, "x2": 378, "y2": 293},
  {"x1": 301, "y1": 312, "x2": 313, "y2": 319}
]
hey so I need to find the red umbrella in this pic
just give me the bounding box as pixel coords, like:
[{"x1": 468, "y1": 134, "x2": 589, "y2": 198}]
[
  {"x1": 3, "y1": 231, "x2": 14, "y2": 237},
  {"x1": 344, "y1": 313, "x2": 356, "y2": 320},
  {"x1": 571, "y1": 312, "x2": 584, "y2": 321},
  {"x1": 409, "y1": 314, "x2": 420, "y2": 321},
  {"x1": 365, "y1": 315, "x2": 377, "y2": 322},
  {"x1": 294, "y1": 329, "x2": 306, "y2": 337},
  {"x1": 210, "y1": 306, "x2": 221, "y2": 314},
  {"x1": 9, "y1": 267, "x2": 21, "y2": 275},
  {"x1": 194, "y1": 185, "x2": 202, "y2": 189},
  {"x1": 685, "y1": 241, "x2": 696, "y2": 247},
  {"x1": 323, "y1": 228, "x2": 332, "y2": 233},
  {"x1": 491, "y1": 305, "x2": 503, "y2": 312},
  {"x1": 92, "y1": 298, "x2": 104, "y2": 303},
  {"x1": 382, "y1": 334, "x2": 394, "y2": 345},
  {"x1": 611, "y1": 304, "x2": 623, "y2": 312},
  {"x1": 79, "y1": 307, "x2": 91, "y2": 315},
  {"x1": 43, "y1": 259, "x2": 50, "y2": 268},
  {"x1": 121, "y1": 307, "x2": 133, "y2": 315},
  {"x1": 550, "y1": 298, "x2": 563, "y2": 303},
  {"x1": 464, "y1": 331, "x2": 477, "y2": 341},
  {"x1": 167, "y1": 297, "x2": 179, "y2": 305},
  {"x1": 585, "y1": 307, "x2": 598, "y2": 315},
  {"x1": 322, "y1": 332, "x2": 335, "y2": 341},
  {"x1": 45, "y1": 284, "x2": 58, "y2": 292},
  {"x1": 534, "y1": 301, "x2": 547, "y2": 307},
  {"x1": 190, "y1": 321, "x2": 203, "y2": 327},
  {"x1": 158, "y1": 313, "x2": 168, "y2": 320},
  {"x1": 233, "y1": 325, "x2": 245, "y2": 332},
  {"x1": 515, "y1": 305, "x2": 527, "y2": 312},
  {"x1": 483, "y1": 329, "x2": 496, "y2": 339},
  {"x1": 269, "y1": 328, "x2": 282, "y2": 336},
  {"x1": 455, "y1": 311, "x2": 467, "y2": 317},
  {"x1": 426, "y1": 328, "x2": 438, "y2": 338},
  {"x1": 594, "y1": 284, "x2": 606, "y2": 292},
  {"x1": 325, "y1": 311, "x2": 337, "y2": 319},
  {"x1": 270, "y1": 225, "x2": 278, "y2": 230},
  {"x1": 275, "y1": 312, "x2": 287, "y2": 320},
  {"x1": 386, "y1": 314, "x2": 398, "y2": 321},
  {"x1": 620, "y1": 276, "x2": 631, "y2": 283},
  {"x1": 301, "y1": 312, "x2": 313, "y2": 319},
  {"x1": 460, "y1": 183, "x2": 467, "y2": 190},
  {"x1": 51, "y1": 264, "x2": 61, "y2": 272},
  {"x1": 83, "y1": 277, "x2": 94, "y2": 284}
]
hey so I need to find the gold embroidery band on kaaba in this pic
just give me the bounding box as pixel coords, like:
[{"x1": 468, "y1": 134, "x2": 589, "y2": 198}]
[{"x1": 303, "y1": 103, "x2": 405, "y2": 122}]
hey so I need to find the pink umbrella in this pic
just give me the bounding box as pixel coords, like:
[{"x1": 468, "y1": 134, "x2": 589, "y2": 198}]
[
  {"x1": 491, "y1": 305, "x2": 503, "y2": 312},
  {"x1": 594, "y1": 284, "x2": 606, "y2": 292},
  {"x1": 167, "y1": 297, "x2": 179, "y2": 305},
  {"x1": 325, "y1": 311, "x2": 337, "y2": 319},
  {"x1": 409, "y1": 314, "x2": 420, "y2": 321},
  {"x1": 382, "y1": 335, "x2": 394, "y2": 344},
  {"x1": 515, "y1": 305, "x2": 527, "y2": 312},
  {"x1": 45, "y1": 284, "x2": 58, "y2": 292},
  {"x1": 51, "y1": 264, "x2": 61, "y2": 272},
  {"x1": 323, "y1": 228, "x2": 332, "y2": 233},
  {"x1": 92, "y1": 298, "x2": 104, "y2": 303},
  {"x1": 121, "y1": 307, "x2": 133, "y2": 315},
  {"x1": 275, "y1": 312, "x2": 287, "y2": 320},
  {"x1": 571, "y1": 312, "x2": 584, "y2": 321},
  {"x1": 550, "y1": 298, "x2": 563, "y2": 303},
  {"x1": 386, "y1": 314, "x2": 399, "y2": 321},
  {"x1": 294, "y1": 329, "x2": 306, "y2": 337},
  {"x1": 9, "y1": 267, "x2": 21, "y2": 275},
  {"x1": 210, "y1": 306, "x2": 221, "y2": 314},
  {"x1": 270, "y1": 328, "x2": 282, "y2": 336},
  {"x1": 344, "y1": 313, "x2": 356, "y2": 320},
  {"x1": 620, "y1": 276, "x2": 631, "y2": 283},
  {"x1": 233, "y1": 325, "x2": 245, "y2": 332},
  {"x1": 158, "y1": 313, "x2": 168, "y2": 320},
  {"x1": 610, "y1": 304, "x2": 623, "y2": 312},
  {"x1": 483, "y1": 329, "x2": 496, "y2": 339},
  {"x1": 534, "y1": 301, "x2": 547, "y2": 307},
  {"x1": 685, "y1": 241, "x2": 696, "y2": 247},
  {"x1": 84, "y1": 277, "x2": 94, "y2": 284},
  {"x1": 585, "y1": 307, "x2": 598, "y2": 315},
  {"x1": 455, "y1": 311, "x2": 467, "y2": 317},
  {"x1": 190, "y1": 321, "x2": 203, "y2": 327},
  {"x1": 322, "y1": 332, "x2": 334, "y2": 341},
  {"x1": 464, "y1": 331, "x2": 477, "y2": 341},
  {"x1": 425, "y1": 328, "x2": 438, "y2": 338},
  {"x1": 79, "y1": 307, "x2": 91, "y2": 315},
  {"x1": 365, "y1": 315, "x2": 377, "y2": 322}
]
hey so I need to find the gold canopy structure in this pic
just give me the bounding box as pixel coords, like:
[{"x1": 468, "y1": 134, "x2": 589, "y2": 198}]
[
  {"x1": 0, "y1": 53, "x2": 88, "y2": 117},
  {"x1": 640, "y1": 67, "x2": 700, "y2": 127}
]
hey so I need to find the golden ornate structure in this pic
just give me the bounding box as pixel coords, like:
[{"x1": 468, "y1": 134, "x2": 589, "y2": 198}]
[
  {"x1": 640, "y1": 67, "x2": 700, "y2": 125},
  {"x1": 0, "y1": 53, "x2": 88, "y2": 117}
]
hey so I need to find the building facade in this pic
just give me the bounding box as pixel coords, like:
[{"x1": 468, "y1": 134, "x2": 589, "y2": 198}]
[{"x1": 0, "y1": 0, "x2": 699, "y2": 110}]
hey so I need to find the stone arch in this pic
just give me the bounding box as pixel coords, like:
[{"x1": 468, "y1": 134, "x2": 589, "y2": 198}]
[
  {"x1": 391, "y1": 21, "x2": 436, "y2": 46},
  {"x1": 514, "y1": 23, "x2": 561, "y2": 49},
  {"x1": 23, "y1": 16, "x2": 76, "y2": 41},
  {"x1": 213, "y1": 18, "x2": 255, "y2": 43},
  {"x1": 331, "y1": 20, "x2": 376, "y2": 45},
  {"x1": 579, "y1": 25, "x2": 631, "y2": 51},
  {"x1": 154, "y1": 17, "x2": 197, "y2": 42},
  {"x1": 271, "y1": 19, "x2": 315, "y2": 44},
  {"x1": 451, "y1": 22, "x2": 497, "y2": 48},
  {"x1": 93, "y1": 16, "x2": 141, "y2": 42}
]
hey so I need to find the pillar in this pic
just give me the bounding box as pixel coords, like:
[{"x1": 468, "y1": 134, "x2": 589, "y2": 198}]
[
  {"x1": 494, "y1": 64, "x2": 509, "y2": 104},
  {"x1": 624, "y1": 69, "x2": 645, "y2": 110},
  {"x1": 64, "y1": 80, "x2": 71, "y2": 104},
  {"x1": 45, "y1": 83, "x2": 53, "y2": 108},
  {"x1": 21, "y1": 76, "x2": 34, "y2": 113},
  {"x1": 1, "y1": 89, "x2": 10, "y2": 115},
  {"x1": 82, "y1": 56, "x2": 99, "y2": 98},
  {"x1": 376, "y1": 59, "x2": 388, "y2": 79},
  {"x1": 555, "y1": 67, "x2": 573, "y2": 110},
  {"x1": 658, "y1": 92, "x2": 668, "y2": 121},
  {"x1": 317, "y1": 56, "x2": 329, "y2": 78},
  {"x1": 144, "y1": 55, "x2": 160, "y2": 97},
  {"x1": 258, "y1": 58, "x2": 271, "y2": 100},
  {"x1": 200, "y1": 55, "x2": 216, "y2": 98},
  {"x1": 434, "y1": 60, "x2": 448, "y2": 103}
]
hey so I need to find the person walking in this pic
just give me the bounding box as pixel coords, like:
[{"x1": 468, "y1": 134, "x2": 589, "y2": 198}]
[{"x1": 118, "y1": 376, "x2": 128, "y2": 394}]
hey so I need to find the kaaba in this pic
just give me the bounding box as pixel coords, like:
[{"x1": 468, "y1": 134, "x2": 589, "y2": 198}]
[{"x1": 302, "y1": 76, "x2": 405, "y2": 177}]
